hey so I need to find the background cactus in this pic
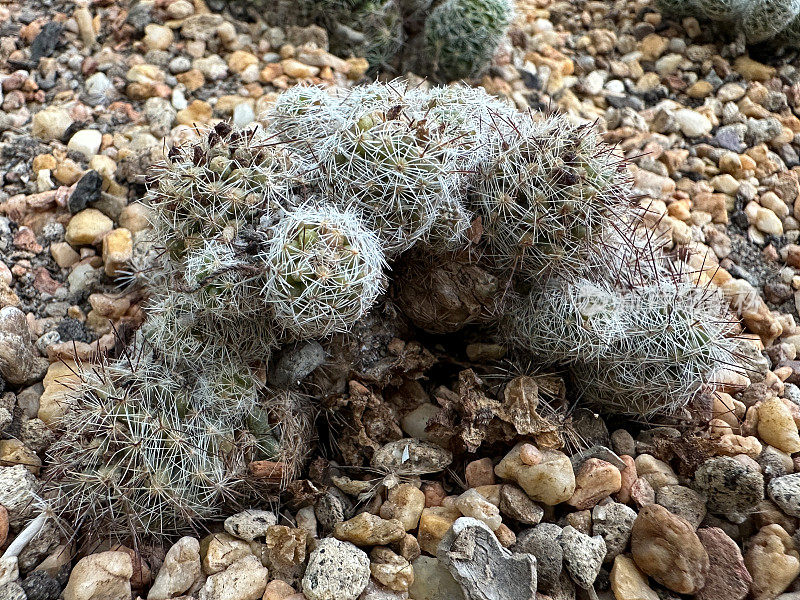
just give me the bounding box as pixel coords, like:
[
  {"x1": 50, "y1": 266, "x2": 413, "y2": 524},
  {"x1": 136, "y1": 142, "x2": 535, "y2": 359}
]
[
  {"x1": 236, "y1": 0, "x2": 513, "y2": 80},
  {"x1": 423, "y1": 0, "x2": 514, "y2": 81},
  {"x1": 657, "y1": 0, "x2": 800, "y2": 45}
]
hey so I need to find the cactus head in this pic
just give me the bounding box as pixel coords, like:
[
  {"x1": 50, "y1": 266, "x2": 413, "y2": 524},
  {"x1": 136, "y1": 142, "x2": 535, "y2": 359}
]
[
  {"x1": 261, "y1": 204, "x2": 387, "y2": 338},
  {"x1": 321, "y1": 104, "x2": 461, "y2": 255},
  {"x1": 470, "y1": 114, "x2": 631, "y2": 278},
  {"x1": 572, "y1": 279, "x2": 739, "y2": 416},
  {"x1": 146, "y1": 122, "x2": 300, "y2": 260},
  {"x1": 423, "y1": 0, "x2": 514, "y2": 81}
]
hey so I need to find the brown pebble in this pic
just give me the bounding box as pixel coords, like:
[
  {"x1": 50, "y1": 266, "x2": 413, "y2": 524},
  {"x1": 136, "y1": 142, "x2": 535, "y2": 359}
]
[{"x1": 519, "y1": 443, "x2": 542, "y2": 465}]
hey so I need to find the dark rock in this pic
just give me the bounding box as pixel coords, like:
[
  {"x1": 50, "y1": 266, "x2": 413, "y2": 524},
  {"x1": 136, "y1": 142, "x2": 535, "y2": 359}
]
[
  {"x1": 607, "y1": 94, "x2": 644, "y2": 110},
  {"x1": 21, "y1": 571, "x2": 61, "y2": 600},
  {"x1": 513, "y1": 523, "x2": 563, "y2": 592},
  {"x1": 55, "y1": 318, "x2": 93, "y2": 344},
  {"x1": 126, "y1": 2, "x2": 154, "y2": 32},
  {"x1": 268, "y1": 341, "x2": 325, "y2": 388},
  {"x1": 30, "y1": 22, "x2": 63, "y2": 63},
  {"x1": 68, "y1": 170, "x2": 103, "y2": 214},
  {"x1": 520, "y1": 70, "x2": 541, "y2": 90}
]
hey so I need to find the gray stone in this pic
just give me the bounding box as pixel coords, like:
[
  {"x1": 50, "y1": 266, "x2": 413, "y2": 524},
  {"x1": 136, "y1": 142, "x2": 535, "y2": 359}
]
[
  {"x1": 558, "y1": 526, "x2": 605, "y2": 590},
  {"x1": 694, "y1": 457, "x2": 764, "y2": 516},
  {"x1": 592, "y1": 501, "x2": 636, "y2": 562},
  {"x1": 0, "y1": 464, "x2": 40, "y2": 527},
  {"x1": 0, "y1": 307, "x2": 47, "y2": 385},
  {"x1": 512, "y1": 522, "x2": 563, "y2": 592},
  {"x1": 499, "y1": 485, "x2": 544, "y2": 526},
  {"x1": 21, "y1": 571, "x2": 61, "y2": 600},
  {"x1": 768, "y1": 473, "x2": 800, "y2": 517},
  {"x1": 315, "y1": 489, "x2": 353, "y2": 534},
  {"x1": 302, "y1": 538, "x2": 370, "y2": 600},
  {"x1": 610, "y1": 429, "x2": 635, "y2": 457},
  {"x1": 0, "y1": 582, "x2": 26, "y2": 600},
  {"x1": 656, "y1": 485, "x2": 707, "y2": 529},
  {"x1": 437, "y1": 518, "x2": 536, "y2": 600},
  {"x1": 224, "y1": 510, "x2": 277, "y2": 542},
  {"x1": 143, "y1": 97, "x2": 176, "y2": 138},
  {"x1": 759, "y1": 446, "x2": 792, "y2": 481},
  {"x1": 268, "y1": 341, "x2": 326, "y2": 388}
]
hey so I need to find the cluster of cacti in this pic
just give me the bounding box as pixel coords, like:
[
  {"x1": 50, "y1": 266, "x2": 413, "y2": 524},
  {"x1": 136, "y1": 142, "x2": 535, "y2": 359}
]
[
  {"x1": 45, "y1": 80, "x2": 743, "y2": 539},
  {"x1": 657, "y1": 0, "x2": 800, "y2": 45},
  {"x1": 252, "y1": 0, "x2": 514, "y2": 81}
]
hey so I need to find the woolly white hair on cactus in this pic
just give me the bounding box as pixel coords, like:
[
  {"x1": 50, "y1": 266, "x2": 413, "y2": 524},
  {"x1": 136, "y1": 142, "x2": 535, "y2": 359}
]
[{"x1": 262, "y1": 204, "x2": 387, "y2": 338}]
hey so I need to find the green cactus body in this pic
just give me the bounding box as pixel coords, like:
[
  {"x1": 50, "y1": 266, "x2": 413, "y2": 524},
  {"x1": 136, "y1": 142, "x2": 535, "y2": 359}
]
[
  {"x1": 262, "y1": 204, "x2": 387, "y2": 338},
  {"x1": 423, "y1": 0, "x2": 513, "y2": 81}
]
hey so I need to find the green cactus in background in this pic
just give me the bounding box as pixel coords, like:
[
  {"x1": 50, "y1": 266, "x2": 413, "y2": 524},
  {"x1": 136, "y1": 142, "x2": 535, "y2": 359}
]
[
  {"x1": 423, "y1": 0, "x2": 514, "y2": 81},
  {"x1": 657, "y1": 0, "x2": 800, "y2": 44}
]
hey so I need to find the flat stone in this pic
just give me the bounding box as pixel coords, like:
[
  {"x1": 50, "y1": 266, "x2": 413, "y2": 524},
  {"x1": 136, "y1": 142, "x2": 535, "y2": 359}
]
[{"x1": 437, "y1": 518, "x2": 536, "y2": 600}]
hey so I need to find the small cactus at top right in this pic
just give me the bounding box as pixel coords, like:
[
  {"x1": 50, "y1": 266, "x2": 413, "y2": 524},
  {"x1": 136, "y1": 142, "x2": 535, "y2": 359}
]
[
  {"x1": 423, "y1": 0, "x2": 514, "y2": 81},
  {"x1": 657, "y1": 0, "x2": 800, "y2": 45}
]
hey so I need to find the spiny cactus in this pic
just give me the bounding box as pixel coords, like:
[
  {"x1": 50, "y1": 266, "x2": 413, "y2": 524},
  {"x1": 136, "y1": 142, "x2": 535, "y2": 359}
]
[
  {"x1": 319, "y1": 102, "x2": 462, "y2": 255},
  {"x1": 43, "y1": 357, "x2": 261, "y2": 537},
  {"x1": 145, "y1": 122, "x2": 301, "y2": 259},
  {"x1": 261, "y1": 204, "x2": 387, "y2": 338},
  {"x1": 469, "y1": 114, "x2": 632, "y2": 277},
  {"x1": 657, "y1": 0, "x2": 800, "y2": 44},
  {"x1": 423, "y1": 0, "x2": 514, "y2": 81},
  {"x1": 507, "y1": 278, "x2": 625, "y2": 364},
  {"x1": 532, "y1": 277, "x2": 737, "y2": 416}
]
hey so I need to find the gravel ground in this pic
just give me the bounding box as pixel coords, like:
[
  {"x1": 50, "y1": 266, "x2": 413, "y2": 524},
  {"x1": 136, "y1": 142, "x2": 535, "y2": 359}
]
[{"x1": 2, "y1": 0, "x2": 800, "y2": 599}]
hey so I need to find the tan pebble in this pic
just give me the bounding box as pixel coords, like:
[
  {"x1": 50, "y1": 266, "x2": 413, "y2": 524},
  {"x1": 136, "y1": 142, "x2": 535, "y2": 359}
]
[
  {"x1": 50, "y1": 242, "x2": 80, "y2": 269},
  {"x1": 757, "y1": 396, "x2": 800, "y2": 453},
  {"x1": 102, "y1": 228, "x2": 133, "y2": 277},
  {"x1": 65, "y1": 209, "x2": 113, "y2": 246},
  {"x1": 519, "y1": 443, "x2": 542, "y2": 465}
]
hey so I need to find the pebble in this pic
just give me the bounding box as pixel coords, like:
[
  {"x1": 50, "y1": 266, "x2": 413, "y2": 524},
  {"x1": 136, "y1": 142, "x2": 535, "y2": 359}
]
[
  {"x1": 0, "y1": 307, "x2": 47, "y2": 385},
  {"x1": 380, "y1": 484, "x2": 426, "y2": 531},
  {"x1": 198, "y1": 555, "x2": 268, "y2": 600},
  {"x1": 696, "y1": 527, "x2": 751, "y2": 600},
  {"x1": 592, "y1": 501, "x2": 636, "y2": 562},
  {"x1": 567, "y1": 458, "x2": 621, "y2": 509},
  {"x1": 512, "y1": 523, "x2": 562, "y2": 592},
  {"x1": 84, "y1": 72, "x2": 114, "y2": 106},
  {"x1": 417, "y1": 506, "x2": 461, "y2": 555},
  {"x1": 193, "y1": 55, "x2": 228, "y2": 80},
  {"x1": 67, "y1": 129, "x2": 102, "y2": 159},
  {"x1": 558, "y1": 525, "x2": 605, "y2": 590},
  {"x1": 694, "y1": 456, "x2": 765, "y2": 515},
  {"x1": 371, "y1": 439, "x2": 452, "y2": 476},
  {"x1": 494, "y1": 443, "x2": 575, "y2": 505},
  {"x1": 62, "y1": 552, "x2": 132, "y2": 600},
  {"x1": 143, "y1": 24, "x2": 173, "y2": 51},
  {"x1": 408, "y1": 556, "x2": 464, "y2": 600},
  {"x1": 200, "y1": 533, "x2": 252, "y2": 575},
  {"x1": 673, "y1": 108, "x2": 712, "y2": 138},
  {"x1": 454, "y1": 488, "x2": 502, "y2": 531},
  {"x1": 31, "y1": 107, "x2": 73, "y2": 141},
  {"x1": 758, "y1": 397, "x2": 800, "y2": 453},
  {"x1": 65, "y1": 209, "x2": 113, "y2": 246},
  {"x1": 147, "y1": 537, "x2": 201, "y2": 600},
  {"x1": 655, "y1": 485, "x2": 707, "y2": 529},
  {"x1": 302, "y1": 538, "x2": 370, "y2": 600},
  {"x1": 609, "y1": 555, "x2": 659, "y2": 600},
  {"x1": 498, "y1": 484, "x2": 543, "y2": 526},
  {"x1": 224, "y1": 509, "x2": 277, "y2": 542},
  {"x1": 630, "y1": 504, "x2": 709, "y2": 594},
  {"x1": 633, "y1": 455, "x2": 678, "y2": 490},
  {"x1": 768, "y1": 473, "x2": 800, "y2": 517},
  {"x1": 333, "y1": 513, "x2": 405, "y2": 546},
  {"x1": 437, "y1": 518, "x2": 537, "y2": 600},
  {"x1": 745, "y1": 524, "x2": 800, "y2": 600},
  {"x1": 369, "y1": 547, "x2": 413, "y2": 592}
]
